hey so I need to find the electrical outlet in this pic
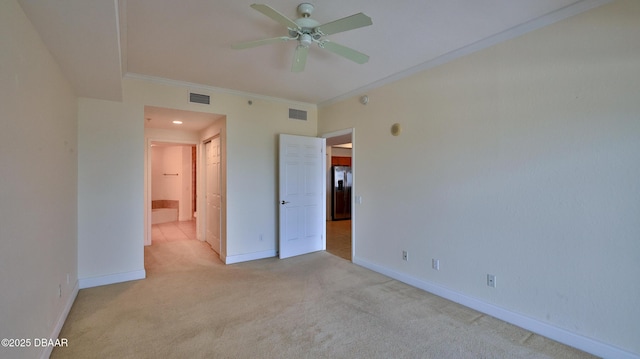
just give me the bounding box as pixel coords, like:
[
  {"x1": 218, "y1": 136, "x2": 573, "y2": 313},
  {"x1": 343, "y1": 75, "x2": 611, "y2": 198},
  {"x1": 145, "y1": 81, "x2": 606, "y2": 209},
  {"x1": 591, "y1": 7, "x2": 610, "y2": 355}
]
[
  {"x1": 432, "y1": 258, "x2": 440, "y2": 270},
  {"x1": 487, "y1": 274, "x2": 497, "y2": 288},
  {"x1": 402, "y1": 250, "x2": 408, "y2": 261}
]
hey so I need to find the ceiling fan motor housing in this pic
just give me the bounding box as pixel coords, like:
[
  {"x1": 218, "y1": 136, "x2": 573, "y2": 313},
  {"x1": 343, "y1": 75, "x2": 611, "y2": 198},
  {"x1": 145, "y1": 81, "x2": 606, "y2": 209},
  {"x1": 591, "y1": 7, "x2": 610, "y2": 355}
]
[
  {"x1": 297, "y1": 3, "x2": 314, "y2": 17},
  {"x1": 293, "y1": 16, "x2": 319, "y2": 47}
]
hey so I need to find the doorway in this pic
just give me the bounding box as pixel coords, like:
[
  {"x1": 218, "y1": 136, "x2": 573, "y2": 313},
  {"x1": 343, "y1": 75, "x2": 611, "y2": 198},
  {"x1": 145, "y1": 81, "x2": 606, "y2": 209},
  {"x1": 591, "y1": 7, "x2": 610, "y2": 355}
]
[
  {"x1": 323, "y1": 129, "x2": 354, "y2": 261},
  {"x1": 143, "y1": 105, "x2": 225, "y2": 252},
  {"x1": 149, "y1": 142, "x2": 198, "y2": 243}
]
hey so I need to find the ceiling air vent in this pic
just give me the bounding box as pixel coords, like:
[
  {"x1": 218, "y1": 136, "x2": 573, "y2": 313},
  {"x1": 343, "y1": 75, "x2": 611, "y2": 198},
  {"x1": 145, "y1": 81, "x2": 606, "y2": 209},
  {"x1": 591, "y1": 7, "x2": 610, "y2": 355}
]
[
  {"x1": 289, "y1": 108, "x2": 307, "y2": 121},
  {"x1": 189, "y1": 92, "x2": 210, "y2": 105}
]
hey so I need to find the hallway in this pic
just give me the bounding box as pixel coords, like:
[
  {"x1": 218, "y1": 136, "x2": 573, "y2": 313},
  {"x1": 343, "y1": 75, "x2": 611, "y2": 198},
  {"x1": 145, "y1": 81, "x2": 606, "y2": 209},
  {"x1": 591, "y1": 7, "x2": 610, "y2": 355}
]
[
  {"x1": 326, "y1": 220, "x2": 351, "y2": 261},
  {"x1": 151, "y1": 220, "x2": 197, "y2": 243},
  {"x1": 153, "y1": 219, "x2": 351, "y2": 261}
]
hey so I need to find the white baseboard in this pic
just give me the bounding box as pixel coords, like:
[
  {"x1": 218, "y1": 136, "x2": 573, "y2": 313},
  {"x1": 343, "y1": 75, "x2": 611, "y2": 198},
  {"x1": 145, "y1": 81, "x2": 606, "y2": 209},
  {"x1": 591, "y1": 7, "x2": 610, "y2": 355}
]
[
  {"x1": 224, "y1": 250, "x2": 276, "y2": 264},
  {"x1": 39, "y1": 280, "x2": 79, "y2": 359},
  {"x1": 353, "y1": 256, "x2": 638, "y2": 359},
  {"x1": 78, "y1": 269, "x2": 146, "y2": 289}
]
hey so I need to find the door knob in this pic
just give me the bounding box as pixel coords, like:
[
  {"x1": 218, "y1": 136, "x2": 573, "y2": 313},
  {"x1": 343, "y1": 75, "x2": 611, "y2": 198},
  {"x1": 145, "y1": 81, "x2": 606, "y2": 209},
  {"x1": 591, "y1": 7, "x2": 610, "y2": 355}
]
[{"x1": 281, "y1": 200, "x2": 290, "y2": 205}]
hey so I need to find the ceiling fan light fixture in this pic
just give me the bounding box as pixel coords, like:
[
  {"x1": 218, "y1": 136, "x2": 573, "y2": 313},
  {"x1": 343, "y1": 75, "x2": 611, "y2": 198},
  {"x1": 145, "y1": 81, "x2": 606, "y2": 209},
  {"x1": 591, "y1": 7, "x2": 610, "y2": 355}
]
[{"x1": 299, "y1": 33, "x2": 312, "y2": 47}]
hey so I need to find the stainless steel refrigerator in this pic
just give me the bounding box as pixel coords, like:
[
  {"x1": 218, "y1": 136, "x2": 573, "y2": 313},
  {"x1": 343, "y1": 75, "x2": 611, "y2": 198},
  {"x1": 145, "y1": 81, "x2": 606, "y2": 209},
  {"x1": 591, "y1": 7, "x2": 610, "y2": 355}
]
[{"x1": 332, "y1": 166, "x2": 352, "y2": 220}]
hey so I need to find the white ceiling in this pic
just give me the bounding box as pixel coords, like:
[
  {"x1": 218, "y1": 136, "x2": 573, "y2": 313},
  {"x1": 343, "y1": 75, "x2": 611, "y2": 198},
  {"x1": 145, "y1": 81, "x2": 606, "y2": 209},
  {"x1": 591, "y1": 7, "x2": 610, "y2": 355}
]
[
  {"x1": 18, "y1": 0, "x2": 610, "y2": 106},
  {"x1": 144, "y1": 106, "x2": 224, "y2": 132}
]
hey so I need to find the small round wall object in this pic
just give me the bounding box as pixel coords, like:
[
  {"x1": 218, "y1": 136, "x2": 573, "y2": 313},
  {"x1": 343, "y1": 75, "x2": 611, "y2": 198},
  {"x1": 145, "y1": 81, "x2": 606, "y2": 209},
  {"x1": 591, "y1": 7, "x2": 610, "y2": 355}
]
[
  {"x1": 359, "y1": 95, "x2": 369, "y2": 105},
  {"x1": 391, "y1": 123, "x2": 402, "y2": 136}
]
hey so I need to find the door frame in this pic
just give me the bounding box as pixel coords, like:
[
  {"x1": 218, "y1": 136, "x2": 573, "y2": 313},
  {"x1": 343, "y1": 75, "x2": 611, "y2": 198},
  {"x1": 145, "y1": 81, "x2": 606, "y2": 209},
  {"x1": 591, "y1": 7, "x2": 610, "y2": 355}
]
[
  {"x1": 321, "y1": 128, "x2": 356, "y2": 260},
  {"x1": 144, "y1": 138, "x2": 199, "y2": 246}
]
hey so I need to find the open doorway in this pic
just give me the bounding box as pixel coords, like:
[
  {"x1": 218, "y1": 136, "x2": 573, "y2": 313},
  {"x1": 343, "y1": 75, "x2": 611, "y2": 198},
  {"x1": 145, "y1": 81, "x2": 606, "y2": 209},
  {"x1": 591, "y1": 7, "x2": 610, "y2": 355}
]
[
  {"x1": 143, "y1": 106, "x2": 225, "y2": 257},
  {"x1": 149, "y1": 142, "x2": 197, "y2": 243},
  {"x1": 323, "y1": 129, "x2": 354, "y2": 261}
]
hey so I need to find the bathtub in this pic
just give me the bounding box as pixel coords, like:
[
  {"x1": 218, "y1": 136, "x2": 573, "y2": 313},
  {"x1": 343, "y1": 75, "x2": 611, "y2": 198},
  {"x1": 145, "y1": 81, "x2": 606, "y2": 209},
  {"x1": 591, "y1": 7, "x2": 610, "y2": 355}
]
[{"x1": 152, "y1": 208, "x2": 178, "y2": 224}]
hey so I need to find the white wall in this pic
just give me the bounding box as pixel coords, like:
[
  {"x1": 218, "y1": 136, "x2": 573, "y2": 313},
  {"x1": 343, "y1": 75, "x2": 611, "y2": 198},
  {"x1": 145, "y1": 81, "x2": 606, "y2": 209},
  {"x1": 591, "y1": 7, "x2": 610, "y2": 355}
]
[
  {"x1": 124, "y1": 78, "x2": 318, "y2": 262},
  {"x1": 0, "y1": 1, "x2": 78, "y2": 358},
  {"x1": 76, "y1": 77, "x2": 317, "y2": 281},
  {"x1": 318, "y1": 1, "x2": 640, "y2": 357},
  {"x1": 152, "y1": 146, "x2": 183, "y2": 201},
  {"x1": 150, "y1": 146, "x2": 164, "y2": 200},
  {"x1": 77, "y1": 98, "x2": 145, "y2": 287},
  {"x1": 163, "y1": 146, "x2": 182, "y2": 201},
  {"x1": 180, "y1": 146, "x2": 193, "y2": 220}
]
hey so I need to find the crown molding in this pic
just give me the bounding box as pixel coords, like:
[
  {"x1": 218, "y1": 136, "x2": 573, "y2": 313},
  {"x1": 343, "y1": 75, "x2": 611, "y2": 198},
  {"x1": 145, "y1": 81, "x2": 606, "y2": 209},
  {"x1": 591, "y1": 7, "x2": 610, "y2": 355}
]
[{"x1": 318, "y1": 0, "x2": 613, "y2": 108}]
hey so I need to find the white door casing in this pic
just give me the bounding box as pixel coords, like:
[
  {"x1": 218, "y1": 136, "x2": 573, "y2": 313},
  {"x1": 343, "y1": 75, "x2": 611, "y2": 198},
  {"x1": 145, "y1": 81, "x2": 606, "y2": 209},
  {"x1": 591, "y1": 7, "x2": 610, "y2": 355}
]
[
  {"x1": 205, "y1": 137, "x2": 221, "y2": 254},
  {"x1": 279, "y1": 134, "x2": 326, "y2": 259}
]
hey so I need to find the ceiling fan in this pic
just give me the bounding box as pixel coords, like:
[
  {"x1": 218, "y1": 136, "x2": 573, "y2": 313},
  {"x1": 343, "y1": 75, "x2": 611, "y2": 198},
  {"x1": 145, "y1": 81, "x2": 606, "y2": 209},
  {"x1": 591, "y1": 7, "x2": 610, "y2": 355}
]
[{"x1": 232, "y1": 3, "x2": 372, "y2": 72}]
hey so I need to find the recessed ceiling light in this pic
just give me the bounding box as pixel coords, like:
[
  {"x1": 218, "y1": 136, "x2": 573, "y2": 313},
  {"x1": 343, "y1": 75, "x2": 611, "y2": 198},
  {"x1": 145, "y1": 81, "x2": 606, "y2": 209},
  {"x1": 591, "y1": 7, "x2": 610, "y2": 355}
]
[{"x1": 172, "y1": 120, "x2": 183, "y2": 124}]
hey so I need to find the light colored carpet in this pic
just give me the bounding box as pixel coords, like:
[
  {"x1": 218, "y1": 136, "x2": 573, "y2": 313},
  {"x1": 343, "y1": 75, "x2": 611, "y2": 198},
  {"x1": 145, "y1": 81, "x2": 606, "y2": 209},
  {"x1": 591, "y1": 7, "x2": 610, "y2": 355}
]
[{"x1": 52, "y1": 240, "x2": 596, "y2": 358}]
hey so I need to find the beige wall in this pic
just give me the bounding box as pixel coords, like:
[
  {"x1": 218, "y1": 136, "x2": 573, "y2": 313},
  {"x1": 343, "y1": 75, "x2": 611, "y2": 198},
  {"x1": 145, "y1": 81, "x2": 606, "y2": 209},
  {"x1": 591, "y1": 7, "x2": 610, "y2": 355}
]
[
  {"x1": 77, "y1": 98, "x2": 145, "y2": 286},
  {"x1": 5, "y1": 0, "x2": 638, "y2": 357},
  {"x1": 319, "y1": 0, "x2": 640, "y2": 356},
  {"x1": 77, "y1": 77, "x2": 318, "y2": 284},
  {"x1": 124, "y1": 78, "x2": 318, "y2": 260},
  {"x1": 0, "y1": 1, "x2": 78, "y2": 358}
]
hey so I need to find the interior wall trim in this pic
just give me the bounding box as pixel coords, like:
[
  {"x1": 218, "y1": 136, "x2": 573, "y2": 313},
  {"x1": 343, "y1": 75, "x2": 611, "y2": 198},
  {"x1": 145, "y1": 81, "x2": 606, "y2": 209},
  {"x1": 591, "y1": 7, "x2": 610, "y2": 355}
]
[
  {"x1": 318, "y1": 0, "x2": 614, "y2": 108},
  {"x1": 224, "y1": 250, "x2": 277, "y2": 265},
  {"x1": 78, "y1": 269, "x2": 146, "y2": 289},
  {"x1": 353, "y1": 256, "x2": 638, "y2": 359},
  {"x1": 39, "y1": 281, "x2": 79, "y2": 359}
]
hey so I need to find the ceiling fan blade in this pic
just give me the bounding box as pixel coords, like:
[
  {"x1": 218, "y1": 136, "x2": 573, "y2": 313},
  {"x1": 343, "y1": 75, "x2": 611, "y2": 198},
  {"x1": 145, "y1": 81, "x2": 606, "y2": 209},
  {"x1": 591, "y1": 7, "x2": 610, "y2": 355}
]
[
  {"x1": 232, "y1": 36, "x2": 292, "y2": 50},
  {"x1": 319, "y1": 41, "x2": 369, "y2": 64},
  {"x1": 315, "y1": 13, "x2": 372, "y2": 36},
  {"x1": 250, "y1": 4, "x2": 300, "y2": 30},
  {"x1": 291, "y1": 45, "x2": 309, "y2": 72}
]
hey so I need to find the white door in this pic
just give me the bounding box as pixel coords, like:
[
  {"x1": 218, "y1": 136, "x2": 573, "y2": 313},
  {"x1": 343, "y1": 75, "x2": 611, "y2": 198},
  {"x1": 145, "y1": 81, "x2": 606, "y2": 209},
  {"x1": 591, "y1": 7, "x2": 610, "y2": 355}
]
[
  {"x1": 205, "y1": 137, "x2": 221, "y2": 254},
  {"x1": 279, "y1": 134, "x2": 326, "y2": 259}
]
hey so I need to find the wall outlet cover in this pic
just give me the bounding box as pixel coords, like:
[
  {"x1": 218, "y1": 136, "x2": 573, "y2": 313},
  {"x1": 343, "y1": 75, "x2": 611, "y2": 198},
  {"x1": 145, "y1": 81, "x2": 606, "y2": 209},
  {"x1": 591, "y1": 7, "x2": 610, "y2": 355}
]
[{"x1": 487, "y1": 274, "x2": 497, "y2": 288}]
